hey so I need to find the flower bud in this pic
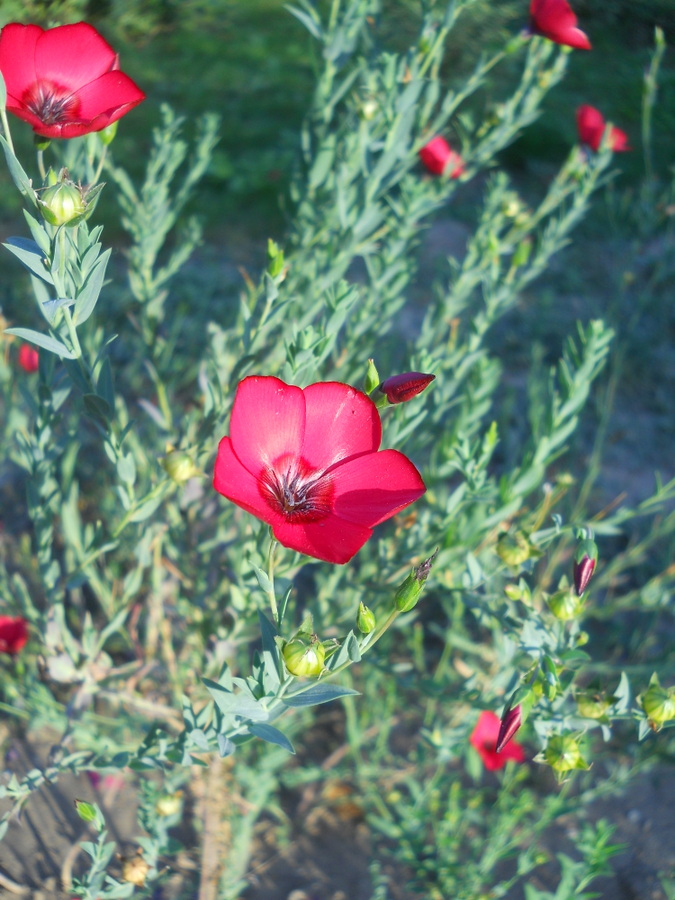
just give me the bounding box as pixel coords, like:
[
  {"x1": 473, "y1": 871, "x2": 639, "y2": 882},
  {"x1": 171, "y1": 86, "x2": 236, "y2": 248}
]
[
  {"x1": 98, "y1": 121, "x2": 118, "y2": 146},
  {"x1": 356, "y1": 602, "x2": 376, "y2": 634},
  {"x1": 121, "y1": 851, "x2": 150, "y2": 887},
  {"x1": 74, "y1": 799, "x2": 98, "y2": 823},
  {"x1": 496, "y1": 704, "x2": 522, "y2": 753},
  {"x1": 496, "y1": 531, "x2": 531, "y2": 568},
  {"x1": 155, "y1": 791, "x2": 183, "y2": 817},
  {"x1": 267, "y1": 238, "x2": 286, "y2": 278},
  {"x1": 418, "y1": 136, "x2": 464, "y2": 178},
  {"x1": 282, "y1": 637, "x2": 325, "y2": 677},
  {"x1": 547, "y1": 587, "x2": 584, "y2": 621},
  {"x1": 162, "y1": 448, "x2": 200, "y2": 484},
  {"x1": 364, "y1": 358, "x2": 380, "y2": 395},
  {"x1": 640, "y1": 674, "x2": 675, "y2": 728},
  {"x1": 394, "y1": 550, "x2": 437, "y2": 612},
  {"x1": 17, "y1": 344, "x2": 39, "y2": 373},
  {"x1": 573, "y1": 538, "x2": 598, "y2": 596},
  {"x1": 39, "y1": 179, "x2": 86, "y2": 226},
  {"x1": 576, "y1": 691, "x2": 613, "y2": 720},
  {"x1": 378, "y1": 372, "x2": 435, "y2": 405},
  {"x1": 543, "y1": 733, "x2": 589, "y2": 774}
]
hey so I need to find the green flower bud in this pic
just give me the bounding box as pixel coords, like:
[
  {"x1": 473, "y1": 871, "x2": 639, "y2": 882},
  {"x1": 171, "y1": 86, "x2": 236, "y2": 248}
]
[
  {"x1": 543, "y1": 733, "x2": 589, "y2": 774},
  {"x1": 74, "y1": 799, "x2": 98, "y2": 823},
  {"x1": 576, "y1": 691, "x2": 614, "y2": 720},
  {"x1": 356, "y1": 601, "x2": 376, "y2": 634},
  {"x1": 394, "y1": 551, "x2": 437, "y2": 612},
  {"x1": 267, "y1": 238, "x2": 286, "y2": 278},
  {"x1": 496, "y1": 531, "x2": 531, "y2": 568},
  {"x1": 547, "y1": 588, "x2": 584, "y2": 621},
  {"x1": 282, "y1": 637, "x2": 325, "y2": 677},
  {"x1": 162, "y1": 448, "x2": 200, "y2": 484},
  {"x1": 39, "y1": 180, "x2": 86, "y2": 226},
  {"x1": 98, "y1": 121, "x2": 118, "y2": 146},
  {"x1": 364, "y1": 358, "x2": 380, "y2": 395},
  {"x1": 641, "y1": 674, "x2": 675, "y2": 728},
  {"x1": 155, "y1": 792, "x2": 183, "y2": 817}
]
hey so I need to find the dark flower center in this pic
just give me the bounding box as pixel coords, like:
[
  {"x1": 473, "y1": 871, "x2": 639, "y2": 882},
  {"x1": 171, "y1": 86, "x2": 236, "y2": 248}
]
[
  {"x1": 259, "y1": 455, "x2": 334, "y2": 524},
  {"x1": 23, "y1": 81, "x2": 79, "y2": 125}
]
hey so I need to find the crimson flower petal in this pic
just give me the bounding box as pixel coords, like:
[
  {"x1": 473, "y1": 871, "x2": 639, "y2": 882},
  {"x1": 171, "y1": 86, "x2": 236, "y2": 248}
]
[
  {"x1": 577, "y1": 105, "x2": 630, "y2": 153},
  {"x1": 302, "y1": 381, "x2": 381, "y2": 471},
  {"x1": 0, "y1": 24, "x2": 41, "y2": 102},
  {"x1": 213, "y1": 436, "x2": 280, "y2": 526},
  {"x1": 34, "y1": 22, "x2": 117, "y2": 90},
  {"x1": 0, "y1": 615, "x2": 28, "y2": 655},
  {"x1": 530, "y1": 0, "x2": 591, "y2": 50},
  {"x1": 271, "y1": 515, "x2": 373, "y2": 565},
  {"x1": 70, "y1": 70, "x2": 146, "y2": 123},
  {"x1": 331, "y1": 450, "x2": 426, "y2": 527},
  {"x1": 229, "y1": 377, "x2": 306, "y2": 475}
]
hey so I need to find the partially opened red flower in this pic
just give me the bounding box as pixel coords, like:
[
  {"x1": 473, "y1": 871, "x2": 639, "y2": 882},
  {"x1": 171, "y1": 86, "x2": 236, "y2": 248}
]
[
  {"x1": 0, "y1": 616, "x2": 28, "y2": 655},
  {"x1": 17, "y1": 343, "x2": 39, "y2": 373},
  {"x1": 419, "y1": 136, "x2": 464, "y2": 178},
  {"x1": 0, "y1": 22, "x2": 145, "y2": 139},
  {"x1": 530, "y1": 0, "x2": 591, "y2": 50},
  {"x1": 470, "y1": 710, "x2": 525, "y2": 771},
  {"x1": 213, "y1": 376, "x2": 426, "y2": 564},
  {"x1": 576, "y1": 105, "x2": 630, "y2": 153}
]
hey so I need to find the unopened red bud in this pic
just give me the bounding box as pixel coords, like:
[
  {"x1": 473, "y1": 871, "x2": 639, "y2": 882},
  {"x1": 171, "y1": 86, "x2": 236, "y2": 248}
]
[
  {"x1": 496, "y1": 704, "x2": 522, "y2": 753},
  {"x1": 378, "y1": 372, "x2": 435, "y2": 405},
  {"x1": 418, "y1": 136, "x2": 464, "y2": 178},
  {"x1": 17, "y1": 343, "x2": 39, "y2": 373},
  {"x1": 573, "y1": 539, "x2": 598, "y2": 596}
]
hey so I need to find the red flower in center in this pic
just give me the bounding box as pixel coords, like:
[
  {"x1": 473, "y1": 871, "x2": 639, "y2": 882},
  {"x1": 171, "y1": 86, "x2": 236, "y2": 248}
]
[
  {"x1": 576, "y1": 105, "x2": 630, "y2": 153},
  {"x1": 470, "y1": 711, "x2": 526, "y2": 771},
  {"x1": 213, "y1": 376, "x2": 426, "y2": 564},
  {"x1": 530, "y1": 0, "x2": 591, "y2": 50},
  {"x1": 0, "y1": 616, "x2": 28, "y2": 656},
  {"x1": 0, "y1": 22, "x2": 145, "y2": 139},
  {"x1": 17, "y1": 343, "x2": 39, "y2": 373}
]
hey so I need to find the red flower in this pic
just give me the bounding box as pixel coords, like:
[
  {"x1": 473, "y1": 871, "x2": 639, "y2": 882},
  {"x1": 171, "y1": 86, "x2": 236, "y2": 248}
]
[
  {"x1": 576, "y1": 105, "x2": 630, "y2": 153},
  {"x1": 418, "y1": 136, "x2": 464, "y2": 178},
  {"x1": 213, "y1": 376, "x2": 426, "y2": 564},
  {"x1": 470, "y1": 711, "x2": 525, "y2": 771},
  {"x1": 530, "y1": 0, "x2": 591, "y2": 50},
  {"x1": 0, "y1": 22, "x2": 145, "y2": 139},
  {"x1": 17, "y1": 343, "x2": 39, "y2": 373},
  {"x1": 379, "y1": 372, "x2": 435, "y2": 405},
  {"x1": 0, "y1": 616, "x2": 28, "y2": 655}
]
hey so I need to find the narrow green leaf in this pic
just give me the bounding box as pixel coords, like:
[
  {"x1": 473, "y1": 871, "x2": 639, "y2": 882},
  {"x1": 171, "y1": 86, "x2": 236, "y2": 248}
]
[
  {"x1": 3, "y1": 237, "x2": 53, "y2": 283},
  {"x1": 4, "y1": 326, "x2": 76, "y2": 358},
  {"x1": 75, "y1": 247, "x2": 111, "y2": 325},
  {"x1": 0, "y1": 135, "x2": 37, "y2": 207},
  {"x1": 284, "y1": 684, "x2": 359, "y2": 708},
  {"x1": 249, "y1": 723, "x2": 295, "y2": 754}
]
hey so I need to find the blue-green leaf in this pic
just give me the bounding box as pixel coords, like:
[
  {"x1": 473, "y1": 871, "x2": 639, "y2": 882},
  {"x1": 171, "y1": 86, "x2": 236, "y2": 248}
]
[
  {"x1": 3, "y1": 237, "x2": 53, "y2": 283},
  {"x1": 284, "y1": 683, "x2": 359, "y2": 708},
  {"x1": 3, "y1": 326, "x2": 76, "y2": 358},
  {"x1": 249, "y1": 723, "x2": 295, "y2": 754}
]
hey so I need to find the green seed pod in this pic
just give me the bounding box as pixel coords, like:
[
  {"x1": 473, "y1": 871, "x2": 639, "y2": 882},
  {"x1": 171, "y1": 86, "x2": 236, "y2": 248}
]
[
  {"x1": 155, "y1": 792, "x2": 183, "y2": 817},
  {"x1": 543, "y1": 733, "x2": 589, "y2": 774},
  {"x1": 576, "y1": 692, "x2": 613, "y2": 720},
  {"x1": 547, "y1": 588, "x2": 584, "y2": 622},
  {"x1": 496, "y1": 531, "x2": 531, "y2": 568},
  {"x1": 282, "y1": 637, "x2": 325, "y2": 677},
  {"x1": 162, "y1": 449, "x2": 200, "y2": 484},
  {"x1": 641, "y1": 674, "x2": 675, "y2": 727},
  {"x1": 39, "y1": 180, "x2": 86, "y2": 226},
  {"x1": 356, "y1": 601, "x2": 376, "y2": 634}
]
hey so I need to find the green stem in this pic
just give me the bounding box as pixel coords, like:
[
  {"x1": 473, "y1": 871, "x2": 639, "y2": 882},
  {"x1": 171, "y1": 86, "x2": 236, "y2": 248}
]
[
  {"x1": 0, "y1": 105, "x2": 15, "y2": 155},
  {"x1": 266, "y1": 536, "x2": 279, "y2": 627},
  {"x1": 37, "y1": 148, "x2": 46, "y2": 181}
]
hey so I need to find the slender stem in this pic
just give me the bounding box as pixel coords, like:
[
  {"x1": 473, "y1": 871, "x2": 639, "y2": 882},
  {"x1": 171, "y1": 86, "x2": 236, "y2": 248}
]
[
  {"x1": 0, "y1": 105, "x2": 15, "y2": 155},
  {"x1": 36, "y1": 148, "x2": 46, "y2": 181},
  {"x1": 92, "y1": 144, "x2": 108, "y2": 184},
  {"x1": 266, "y1": 536, "x2": 279, "y2": 627},
  {"x1": 62, "y1": 306, "x2": 82, "y2": 359}
]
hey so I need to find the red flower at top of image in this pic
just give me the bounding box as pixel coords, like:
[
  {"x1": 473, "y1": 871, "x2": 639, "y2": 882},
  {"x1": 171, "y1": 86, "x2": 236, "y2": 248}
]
[
  {"x1": 213, "y1": 376, "x2": 426, "y2": 564},
  {"x1": 0, "y1": 616, "x2": 28, "y2": 656},
  {"x1": 530, "y1": 0, "x2": 591, "y2": 50},
  {"x1": 418, "y1": 136, "x2": 464, "y2": 178},
  {"x1": 470, "y1": 710, "x2": 526, "y2": 771},
  {"x1": 576, "y1": 105, "x2": 630, "y2": 153},
  {"x1": 17, "y1": 343, "x2": 39, "y2": 373},
  {"x1": 0, "y1": 22, "x2": 145, "y2": 139}
]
